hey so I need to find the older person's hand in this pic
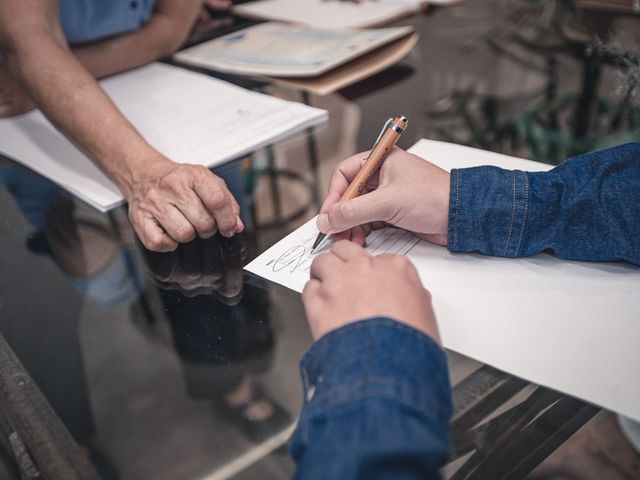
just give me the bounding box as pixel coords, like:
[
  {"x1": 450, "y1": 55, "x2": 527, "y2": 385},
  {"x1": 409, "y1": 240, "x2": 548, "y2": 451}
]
[{"x1": 124, "y1": 155, "x2": 244, "y2": 253}]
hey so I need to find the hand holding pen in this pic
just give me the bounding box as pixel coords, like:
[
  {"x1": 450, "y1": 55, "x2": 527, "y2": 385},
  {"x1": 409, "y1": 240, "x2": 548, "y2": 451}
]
[{"x1": 315, "y1": 117, "x2": 452, "y2": 249}]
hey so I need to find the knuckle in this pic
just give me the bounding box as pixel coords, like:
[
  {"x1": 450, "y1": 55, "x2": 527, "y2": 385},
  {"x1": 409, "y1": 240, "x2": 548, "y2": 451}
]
[
  {"x1": 394, "y1": 255, "x2": 411, "y2": 268},
  {"x1": 172, "y1": 224, "x2": 196, "y2": 243},
  {"x1": 336, "y1": 202, "x2": 355, "y2": 223},
  {"x1": 330, "y1": 164, "x2": 342, "y2": 179},
  {"x1": 392, "y1": 255, "x2": 414, "y2": 274},
  {"x1": 160, "y1": 174, "x2": 182, "y2": 192},
  {"x1": 197, "y1": 215, "x2": 217, "y2": 233},
  {"x1": 194, "y1": 164, "x2": 211, "y2": 176},
  {"x1": 207, "y1": 189, "x2": 228, "y2": 209},
  {"x1": 146, "y1": 235, "x2": 171, "y2": 252},
  {"x1": 423, "y1": 288, "x2": 432, "y2": 302},
  {"x1": 144, "y1": 236, "x2": 161, "y2": 251}
]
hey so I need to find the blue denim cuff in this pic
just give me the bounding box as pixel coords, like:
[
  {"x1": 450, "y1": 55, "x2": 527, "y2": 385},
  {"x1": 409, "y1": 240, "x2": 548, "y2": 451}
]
[
  {"x1": 448, "y1": 166, "x2": 530, "y2": 257},
  {"x1": 299, "y1": 318, "x2": 451, "y2": 424}
]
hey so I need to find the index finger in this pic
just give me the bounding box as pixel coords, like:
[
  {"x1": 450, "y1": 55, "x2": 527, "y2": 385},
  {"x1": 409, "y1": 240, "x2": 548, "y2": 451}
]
[
  {"x1": 193, "y1": 171, "x2": 240, "y2": 237},
  {"x1": 320, "y1": 152, "x2": 369, "y2": 214}
]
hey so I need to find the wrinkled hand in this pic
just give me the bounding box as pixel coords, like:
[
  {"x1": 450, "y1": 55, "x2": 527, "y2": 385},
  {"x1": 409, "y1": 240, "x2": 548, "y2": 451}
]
[
  {"x1": 127, "y1": 156, "x2": 244, "y2": 252},
  {"x1": 0, "y1": 64, "x2": 35, "y2": 117},
  {"x1": 317, "y1": 147, "x2": 450, "y2": 247},
  {"x1": 302, "y1": 240, "x2": 440, "y2": 342},
  {"x1": 143, "y1": 233, "x2": 246, "y2": 304}
]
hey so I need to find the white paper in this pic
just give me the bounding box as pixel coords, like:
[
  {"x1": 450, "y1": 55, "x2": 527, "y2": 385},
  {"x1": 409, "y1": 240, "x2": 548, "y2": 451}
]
[
  {"x1": 175, "y1": 23, "x2": 414, "y2": 78},
  {"x1": 245, "y1": 139, "x2": 640, "y2": 422},
  {"x1": 0, "y1": 63, "x2": 327, "y2": 212},
  {"x1": 233, "y1": 0, "x2": 423, "y2": 29}
]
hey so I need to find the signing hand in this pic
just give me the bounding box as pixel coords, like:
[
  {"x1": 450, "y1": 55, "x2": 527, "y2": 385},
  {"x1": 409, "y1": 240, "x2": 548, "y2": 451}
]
[
  {"x1": 317, "y1": 147, "x2": 450, "y2": 247},
  {"x1": 126, "y1": 156, "x2": 243, "y2": 252},
  {"x1": 303, "y1": 240, "x2": 440, "y2": 342},
  {"x1": 0, "y1": 64, "x2": 35, "y2": 117}
]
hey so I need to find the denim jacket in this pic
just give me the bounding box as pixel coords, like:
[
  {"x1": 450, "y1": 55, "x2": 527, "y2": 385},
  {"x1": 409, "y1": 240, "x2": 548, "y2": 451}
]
[{"x1": 291, "y1": 143, "x2": 640, "y2": 479}]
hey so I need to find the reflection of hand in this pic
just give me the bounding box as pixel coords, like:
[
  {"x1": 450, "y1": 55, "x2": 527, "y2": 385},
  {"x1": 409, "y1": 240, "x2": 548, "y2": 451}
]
[
  {"x1": 203, "y1": 0, "x2": 232, "y2": 12},
  {"x1": 143, "y1": 233, "x2": 246, "y2": 304},
  {"x1": 317, "y1": 147, "x2": 450, "y2": 247},
  {"x1": 125, "y1": 156, "x2": 244, "y2": 253},
  {"x1": 0, "y1": 64, "x2": 35, "y2": 117},
  {"x1": 302, "y1": 240, "x2": 440, "y2": 342}
]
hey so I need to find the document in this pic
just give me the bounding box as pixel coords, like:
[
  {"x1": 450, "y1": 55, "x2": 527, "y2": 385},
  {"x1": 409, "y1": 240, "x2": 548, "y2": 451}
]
[
  {"x1": 175, "y1": 22, "x2": 414, "y2": 78},
  {"x1": 245, "y1": 139, "x2": 640, "y2": 422},
  {"x1": 233, "y1": 0, "x2": 425, "y2": 29},
  {"x1": 0, "y1": 63, "x2": 327, "y2": 212}
]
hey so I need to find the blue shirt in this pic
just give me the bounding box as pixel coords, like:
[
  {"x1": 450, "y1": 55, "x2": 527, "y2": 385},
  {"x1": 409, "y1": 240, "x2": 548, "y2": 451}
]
[
  {"x1": 448, "y1": 142, "x2": 640, "y2": 264},
  {"x1": 59, "y1": 0, "x2": 156, "y2": 45},
  {"x1": 292, "y1": 143, "x2": 640, "y2": 479}
]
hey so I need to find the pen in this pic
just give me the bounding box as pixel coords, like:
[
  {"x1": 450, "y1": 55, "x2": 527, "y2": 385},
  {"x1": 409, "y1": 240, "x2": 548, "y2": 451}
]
[{"x1": 312, "y1": 115, "x2": 408, "y2": 252}]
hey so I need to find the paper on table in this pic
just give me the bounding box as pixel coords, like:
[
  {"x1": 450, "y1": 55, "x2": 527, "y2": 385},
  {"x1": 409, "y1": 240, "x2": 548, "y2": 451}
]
[
  {"x1": 0, "y1": 63, "x2": 327, "y2": 212},
  {"x1": 233, "y1": 0, "x2": 424, "y2": 29},
  {"x1": 245, "y1": 139, "x2": 640, "y2": 422},
  {"x1": 174, "y1": 22, "x2": 414, "y2": 78}
]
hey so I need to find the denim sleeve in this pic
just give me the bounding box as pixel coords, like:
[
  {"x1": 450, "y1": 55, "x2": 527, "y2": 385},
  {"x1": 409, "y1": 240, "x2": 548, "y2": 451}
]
[
  {"x1": 448, "y1": 142, "x2": 640, "y2": 264},
  {"x1": 290, "y1": 318, "x2": 452, "y2": 480}
]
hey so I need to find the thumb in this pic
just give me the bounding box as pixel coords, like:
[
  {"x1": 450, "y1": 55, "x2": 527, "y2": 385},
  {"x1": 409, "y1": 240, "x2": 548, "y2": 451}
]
[{"x1": 316, "y1": 190, "x2": 390, "y2": 234}]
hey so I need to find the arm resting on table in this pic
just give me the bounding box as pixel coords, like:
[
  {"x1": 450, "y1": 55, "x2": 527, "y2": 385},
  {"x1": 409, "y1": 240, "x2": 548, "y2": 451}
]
[
  {"x1": 291, "y1": 318, "x2": 452, "y2": 480},
  {"x1": 448, "y1": 142, "x2": 640, "y2": 265}
]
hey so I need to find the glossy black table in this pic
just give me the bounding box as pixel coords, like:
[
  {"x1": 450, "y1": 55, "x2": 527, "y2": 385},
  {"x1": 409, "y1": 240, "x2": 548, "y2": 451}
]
[{"x1": 1, "y1": 1, "x2": 638, "y2": 478}]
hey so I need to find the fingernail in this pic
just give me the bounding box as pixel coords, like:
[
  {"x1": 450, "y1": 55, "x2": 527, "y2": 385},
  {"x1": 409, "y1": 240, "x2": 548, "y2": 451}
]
[{"x1": 317, "y1": 213, "x2": 330, "y2": 232}]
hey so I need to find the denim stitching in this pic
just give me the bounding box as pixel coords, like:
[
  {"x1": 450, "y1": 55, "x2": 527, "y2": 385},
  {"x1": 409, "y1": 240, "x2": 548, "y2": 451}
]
[
  {"x1": 453, "y1": 170, "x2": 460, "y2": 250},
  {"x1": 516, "y1": 171, "x2": 529, "y2": 256},
  {"x1": 503, "y1": 170, "x2": 517, "y2": 256}
]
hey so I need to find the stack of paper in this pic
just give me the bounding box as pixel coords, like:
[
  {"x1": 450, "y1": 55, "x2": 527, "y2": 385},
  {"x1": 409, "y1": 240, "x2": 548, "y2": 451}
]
[
  {"x1": 175, "y1": 23, "x2": 414, "y2": 78},
  {"x1": 0, "y1": 63, "x2": 327, "y2": 212},
  {"x1": 245, "y1": 139, "x2": 640, "y2": 422},
  {"x1": 233, "y1": 0, "x2": 426, "y2": 29}
]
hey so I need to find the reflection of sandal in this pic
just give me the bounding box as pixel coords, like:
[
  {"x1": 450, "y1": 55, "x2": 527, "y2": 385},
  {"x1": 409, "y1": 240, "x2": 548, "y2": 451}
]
[{"x1": 214, "y1": 385, "x2": 291, "y2": 443}]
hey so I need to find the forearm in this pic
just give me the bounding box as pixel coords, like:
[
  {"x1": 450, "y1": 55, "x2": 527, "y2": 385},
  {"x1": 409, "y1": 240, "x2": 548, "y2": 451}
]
[
  {"x1": 73, "y1": 1, "x2": 201, "y2": 79},
  {"x1": 3, "y1": 34, "x2": 157, "y2": 195},
  {"x1": 448, "y1": 143, "x2": 640, "y2": 265},
  {"x1": 291, "y1": 318, "x2": 452, "y2": 480}
]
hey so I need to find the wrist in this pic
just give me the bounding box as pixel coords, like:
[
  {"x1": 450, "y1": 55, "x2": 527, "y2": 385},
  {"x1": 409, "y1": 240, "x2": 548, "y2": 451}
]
[
  {"x1": 434, "y1": 171, "x2": 451, "y2": 241},
  {"x1": 112, "y1": 148, "x2": 174, "y2": 199}
]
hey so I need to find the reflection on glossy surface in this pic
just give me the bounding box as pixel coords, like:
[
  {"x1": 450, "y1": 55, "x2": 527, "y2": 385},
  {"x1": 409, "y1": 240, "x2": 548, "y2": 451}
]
[
  {"x1": 142, "y1": 234, "x2": 247, "y2": 302},
  {"x1": 139, "y1": 235, "x2": 291, "y2": 444},
  {"x1": 1, "y1": 0, "x2": 639, "y2": 478}
]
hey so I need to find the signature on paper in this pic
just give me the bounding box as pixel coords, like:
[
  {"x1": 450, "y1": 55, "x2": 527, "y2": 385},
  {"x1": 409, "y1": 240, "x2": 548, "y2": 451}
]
[{"x1": 267, "y1": 243, "x2": 313, "y2": 273}]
